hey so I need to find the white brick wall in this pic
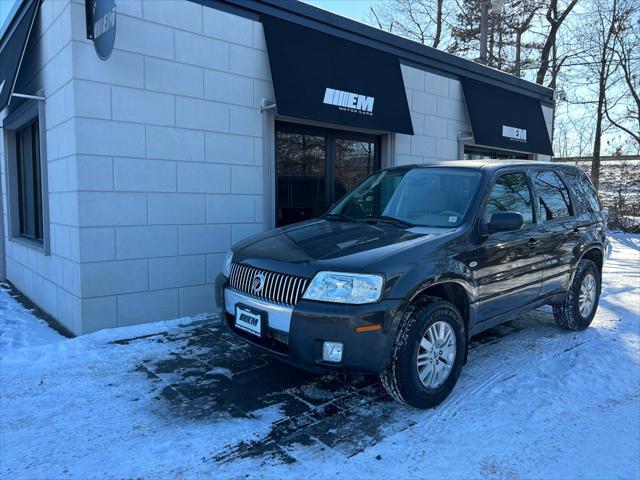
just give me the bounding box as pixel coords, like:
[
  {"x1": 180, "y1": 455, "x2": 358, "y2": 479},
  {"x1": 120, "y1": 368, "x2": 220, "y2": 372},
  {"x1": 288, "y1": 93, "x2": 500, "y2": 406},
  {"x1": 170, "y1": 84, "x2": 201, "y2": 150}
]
[
  {"x1": 398, "y1": 64, "x2": 471, "y2": 164},
  {"x1": 67, "y1": 0, "x2": 266, "y2": 332},
  {"x1": 1, "y1": 0, "x2": 81, "y2": 333},
  {"x1": 2, "y1": 0, "x2": 268, "y2": 334}
]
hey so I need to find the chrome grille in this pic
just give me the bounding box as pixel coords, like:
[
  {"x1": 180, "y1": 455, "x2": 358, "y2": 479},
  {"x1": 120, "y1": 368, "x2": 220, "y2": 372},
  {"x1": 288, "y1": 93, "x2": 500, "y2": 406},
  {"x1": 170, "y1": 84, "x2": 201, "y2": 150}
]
[{"x1": 228, "y1": 263, "x2": 309, "y2": 306}]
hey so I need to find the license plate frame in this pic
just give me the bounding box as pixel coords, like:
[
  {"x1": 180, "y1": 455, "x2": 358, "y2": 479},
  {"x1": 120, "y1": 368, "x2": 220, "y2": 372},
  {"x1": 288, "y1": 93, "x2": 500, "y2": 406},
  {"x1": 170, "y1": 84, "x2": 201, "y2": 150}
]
[{"x1": 234, "y1": 304, "x2": 265, "y2": 337}]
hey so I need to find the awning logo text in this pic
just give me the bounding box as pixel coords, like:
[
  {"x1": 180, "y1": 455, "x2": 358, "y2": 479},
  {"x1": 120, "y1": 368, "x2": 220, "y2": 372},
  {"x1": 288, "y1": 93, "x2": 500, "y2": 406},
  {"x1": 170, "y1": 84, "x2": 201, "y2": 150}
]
[
  {"x1": 323, "y1": 88, "x2": 374, "y2": 115},
  {"x1": 502, "y1": 125, "x2": 527, "y2": 143}
]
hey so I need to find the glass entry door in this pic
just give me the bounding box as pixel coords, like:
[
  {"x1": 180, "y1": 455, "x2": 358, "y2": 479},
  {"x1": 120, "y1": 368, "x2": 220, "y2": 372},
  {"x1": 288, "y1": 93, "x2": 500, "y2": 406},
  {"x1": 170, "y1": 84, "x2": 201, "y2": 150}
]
[{"x1": 276, "y1": 122, "x2": 380, "y2": 227}]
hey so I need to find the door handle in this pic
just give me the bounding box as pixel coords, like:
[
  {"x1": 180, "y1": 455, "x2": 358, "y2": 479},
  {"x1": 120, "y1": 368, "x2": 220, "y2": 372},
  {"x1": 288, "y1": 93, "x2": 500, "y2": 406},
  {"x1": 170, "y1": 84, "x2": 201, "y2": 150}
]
[{"x1": 528, "y1": 238, "x2": 537, "y2": 249}]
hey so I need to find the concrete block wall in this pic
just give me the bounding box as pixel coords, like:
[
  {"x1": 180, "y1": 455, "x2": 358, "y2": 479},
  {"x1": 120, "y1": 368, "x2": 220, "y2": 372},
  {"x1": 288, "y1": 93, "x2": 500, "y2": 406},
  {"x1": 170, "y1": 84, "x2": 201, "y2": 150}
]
[
  {"x1": 1, "y1": 0, "x2": 82, "y2": 332},
  {"x1": 396, "y1": 64, "x2": 471, "y2": 165},
  {"x1": 66, "y1": 0, "x2": 267, "y2": 333}
]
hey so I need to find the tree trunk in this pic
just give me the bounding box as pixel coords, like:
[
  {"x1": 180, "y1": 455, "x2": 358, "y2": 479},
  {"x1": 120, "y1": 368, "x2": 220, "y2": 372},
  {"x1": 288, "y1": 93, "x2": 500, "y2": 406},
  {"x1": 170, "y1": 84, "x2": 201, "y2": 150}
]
[
  {"x1": 488, "y1": 14, "x2": 495, "y2": 66},
  {"x1": 591, "y1": 0, "x2": 619, "y2": 189},
  {"x1": 433, "y1": 0, "x2": 443, "y2": 48},
  {"x1": 514, "y1": 30, "x2": 523, "y2": 77},
  {"x1": 591, "y1": 90, "x2": 605, "y2": 189},
  {"x1": 536, "y1": 0, "x2": 578, "y2": 85}
]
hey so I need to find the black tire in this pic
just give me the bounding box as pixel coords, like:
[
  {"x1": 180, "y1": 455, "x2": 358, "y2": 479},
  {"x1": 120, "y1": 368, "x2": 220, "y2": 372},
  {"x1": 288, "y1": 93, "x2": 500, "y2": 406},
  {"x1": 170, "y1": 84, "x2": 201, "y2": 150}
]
[
  {"x1": 553, "y1": 259, "x2": 601, "y2": 331},
  {"x1": 380, "y1": 297, "x2": 466, "y2": 409}
]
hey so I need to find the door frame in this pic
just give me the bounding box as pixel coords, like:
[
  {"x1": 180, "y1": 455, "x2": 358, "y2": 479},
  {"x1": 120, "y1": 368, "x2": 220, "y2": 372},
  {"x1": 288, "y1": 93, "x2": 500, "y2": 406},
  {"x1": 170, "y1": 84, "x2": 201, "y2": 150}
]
[{"x1": 274, "y1": 120, "x2": 381, "y2": 227}]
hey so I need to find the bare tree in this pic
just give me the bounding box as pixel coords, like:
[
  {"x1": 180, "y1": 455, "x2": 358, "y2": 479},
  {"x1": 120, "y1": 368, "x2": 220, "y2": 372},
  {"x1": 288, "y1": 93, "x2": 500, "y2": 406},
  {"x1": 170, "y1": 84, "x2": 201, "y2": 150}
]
[
  {"x1": 535, "y1": 0, "x2": 579, "y2": 85},
  {"x1": 502, "y1": 0, "x2": 546, "y2": 76},
  {"x1": 448, "y1": 0, "x2": 545, "y2": 73},
  {"x1": 368, "y1": 0, "x2": 449, "y2": 48},
  {"x1": 575, "y1": 0, "x2": 636, "y2": 188},
  {"x1": 604, "y1": 6, "x2": 640, "y2": 144}
]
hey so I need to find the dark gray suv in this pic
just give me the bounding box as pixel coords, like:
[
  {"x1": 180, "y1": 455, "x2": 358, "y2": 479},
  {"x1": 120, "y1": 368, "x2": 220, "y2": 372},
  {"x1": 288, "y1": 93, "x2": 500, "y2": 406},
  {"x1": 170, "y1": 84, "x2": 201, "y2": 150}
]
[{"x1": 217, "y1": 160, "x2": 607, "y2": 409}]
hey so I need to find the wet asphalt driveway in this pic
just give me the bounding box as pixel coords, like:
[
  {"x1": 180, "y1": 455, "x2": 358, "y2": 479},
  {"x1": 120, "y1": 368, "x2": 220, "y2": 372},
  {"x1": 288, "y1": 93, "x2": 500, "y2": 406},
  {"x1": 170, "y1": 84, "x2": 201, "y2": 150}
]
[{"x1": 124, "y1": 316, "x2": 526, "y2": 466}]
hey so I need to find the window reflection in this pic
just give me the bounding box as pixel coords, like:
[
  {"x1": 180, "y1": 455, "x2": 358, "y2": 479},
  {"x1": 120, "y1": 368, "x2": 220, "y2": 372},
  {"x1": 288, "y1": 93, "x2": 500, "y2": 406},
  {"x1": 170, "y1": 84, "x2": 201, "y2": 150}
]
[
  {"x1": 276, "y1": 124, "x2": 380, "y2": 227},
  {"x1": 276, "y1": 131, "x2": 326, "y2": 227},
  {"x1": 334, "y1": 139, "x2": 376, "y2": 201},
  {"x1": 533, "y1": 170, "x2": 573, "y2": 221},
  {"x1": 485, "y1": 173, "x2": 533, "y2": 224}
]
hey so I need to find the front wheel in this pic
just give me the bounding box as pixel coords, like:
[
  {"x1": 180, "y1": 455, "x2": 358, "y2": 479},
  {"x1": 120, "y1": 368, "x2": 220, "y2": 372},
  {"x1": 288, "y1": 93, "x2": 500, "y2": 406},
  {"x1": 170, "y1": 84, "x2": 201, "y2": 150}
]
[
  {"x1": 553, "y1": 259, "x2": 601, "y2": 331},
  {"x1": 380, "y1": 298, "x2": 466, "y2": 409}
]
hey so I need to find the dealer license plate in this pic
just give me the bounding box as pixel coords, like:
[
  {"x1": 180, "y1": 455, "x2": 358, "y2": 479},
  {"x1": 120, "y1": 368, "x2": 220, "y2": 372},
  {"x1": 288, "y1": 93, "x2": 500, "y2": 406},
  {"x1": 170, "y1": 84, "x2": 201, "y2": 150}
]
[{"x1": 235, "y1": 305, "x2": 262, "y2": 337}]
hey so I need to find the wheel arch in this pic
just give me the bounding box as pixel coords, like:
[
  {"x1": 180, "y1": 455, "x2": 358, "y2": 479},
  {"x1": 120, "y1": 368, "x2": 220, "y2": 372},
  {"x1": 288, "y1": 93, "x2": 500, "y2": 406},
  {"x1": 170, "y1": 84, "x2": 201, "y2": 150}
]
[
  {"x1": 580, "y1": 246, "x2": 604, "y2": 274},
  {"x1": 410, "y1": 280, "x2": 471, "y2": 336}
]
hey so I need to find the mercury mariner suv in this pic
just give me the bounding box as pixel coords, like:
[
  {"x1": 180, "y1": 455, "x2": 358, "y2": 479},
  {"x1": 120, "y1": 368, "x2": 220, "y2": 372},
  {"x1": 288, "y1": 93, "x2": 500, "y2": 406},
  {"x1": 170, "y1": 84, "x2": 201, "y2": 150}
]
[{"x1": 216, "y1": 160, "x2": 607, "y2": 409}]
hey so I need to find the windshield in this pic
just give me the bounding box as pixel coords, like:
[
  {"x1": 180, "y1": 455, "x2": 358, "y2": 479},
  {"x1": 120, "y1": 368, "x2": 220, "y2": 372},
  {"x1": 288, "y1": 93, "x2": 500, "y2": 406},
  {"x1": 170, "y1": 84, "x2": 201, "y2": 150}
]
[{"x1": 329, "y1": 167, "x2": 482, "y2": 227}]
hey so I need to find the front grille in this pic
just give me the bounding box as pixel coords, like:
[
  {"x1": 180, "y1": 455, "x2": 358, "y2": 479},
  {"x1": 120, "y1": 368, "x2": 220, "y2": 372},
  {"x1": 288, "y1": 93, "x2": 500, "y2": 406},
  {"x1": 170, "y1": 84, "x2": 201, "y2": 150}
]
[{"x1": 228, "y1": 263, "x2": 309, "y2": 306}]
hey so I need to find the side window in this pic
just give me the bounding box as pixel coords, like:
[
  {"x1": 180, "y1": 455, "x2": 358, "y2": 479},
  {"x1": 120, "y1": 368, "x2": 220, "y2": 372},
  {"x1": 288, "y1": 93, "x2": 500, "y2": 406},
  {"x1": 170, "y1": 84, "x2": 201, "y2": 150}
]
[
  {"x1": 15, "y1": 119, "x2": 44, "y2": 241},
  {"x1": 3, "y1": 100, "x2": 50, "y2": 252},
  {"x1": 485, "y1": 172, "x2": 534, "y2": 225},
  {"x1": 562, "y1": 167, "x2": 601, "y2": 214},
  {"x1": 533, "y1": 170, "x2": 573, "y2": 221}
]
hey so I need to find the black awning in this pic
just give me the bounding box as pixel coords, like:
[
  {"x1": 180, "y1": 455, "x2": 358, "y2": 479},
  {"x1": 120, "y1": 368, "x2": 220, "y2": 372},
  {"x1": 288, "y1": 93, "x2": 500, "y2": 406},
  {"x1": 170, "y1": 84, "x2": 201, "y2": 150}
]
[
  {"x1": 461, "y1": 78, "x2": 553, "y2": 156},
  {"x1": 0, "y1": 0, "x2": 40, "y2": 112},
  {"x1": 261, "y1": 15, "x2": 413, "y2": 135}
]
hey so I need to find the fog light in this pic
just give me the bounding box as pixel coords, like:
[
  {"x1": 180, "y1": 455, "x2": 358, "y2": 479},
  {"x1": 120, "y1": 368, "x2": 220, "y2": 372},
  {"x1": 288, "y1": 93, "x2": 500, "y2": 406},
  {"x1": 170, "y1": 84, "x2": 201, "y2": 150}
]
[{"x1": 322, "y1": 342, "x2": 343, "y2": 363}]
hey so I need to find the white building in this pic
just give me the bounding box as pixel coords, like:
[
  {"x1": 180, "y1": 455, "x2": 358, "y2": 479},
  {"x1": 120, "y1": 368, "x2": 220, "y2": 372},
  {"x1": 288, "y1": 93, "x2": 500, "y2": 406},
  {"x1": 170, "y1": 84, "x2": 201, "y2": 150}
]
[{"x1": 0, "y1": 0, "x2": 555, "y2": 335}]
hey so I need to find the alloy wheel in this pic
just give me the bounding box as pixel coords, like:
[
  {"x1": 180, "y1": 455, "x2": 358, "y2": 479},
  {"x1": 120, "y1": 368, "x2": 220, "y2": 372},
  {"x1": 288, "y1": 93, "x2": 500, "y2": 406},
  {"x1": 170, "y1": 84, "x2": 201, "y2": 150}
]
[
  {"x1": 416, "y1": 320, "x2": 456, "y2": 389},
  {"x1": 578, "y1": 273, "x2": 597, "y2": 317}
]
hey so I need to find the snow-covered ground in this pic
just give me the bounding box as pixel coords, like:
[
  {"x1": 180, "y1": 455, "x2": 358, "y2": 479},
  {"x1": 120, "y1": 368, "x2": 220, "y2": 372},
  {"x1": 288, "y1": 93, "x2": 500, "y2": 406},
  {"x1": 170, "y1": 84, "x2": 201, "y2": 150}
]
[{"x1": 1, "y1": 233, "x2": 639, "y2": 480}]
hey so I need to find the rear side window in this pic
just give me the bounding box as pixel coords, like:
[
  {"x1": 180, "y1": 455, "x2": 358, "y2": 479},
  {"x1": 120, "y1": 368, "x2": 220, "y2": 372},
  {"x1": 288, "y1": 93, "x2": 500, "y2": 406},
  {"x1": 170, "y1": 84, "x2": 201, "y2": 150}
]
[
  {"x1": 562, "y1": 168, "x2": 601, "y2": 213},
  {"x1": 485, "y1": 172, "x2": 534, "y2": 225},
  {"x1": 533, "y1": 170, "x2": 573, "y2": 221}
]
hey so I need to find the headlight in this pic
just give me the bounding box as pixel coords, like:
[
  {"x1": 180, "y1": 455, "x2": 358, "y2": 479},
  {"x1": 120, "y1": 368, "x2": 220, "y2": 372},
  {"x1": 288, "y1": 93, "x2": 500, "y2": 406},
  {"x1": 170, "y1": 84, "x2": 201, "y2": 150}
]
[
  {"x1": 222, "y1": 251, "x2": 233, "y2": 277},
  {"x1": 302, "y1": 271, "x2": 384, "y2": 304}
]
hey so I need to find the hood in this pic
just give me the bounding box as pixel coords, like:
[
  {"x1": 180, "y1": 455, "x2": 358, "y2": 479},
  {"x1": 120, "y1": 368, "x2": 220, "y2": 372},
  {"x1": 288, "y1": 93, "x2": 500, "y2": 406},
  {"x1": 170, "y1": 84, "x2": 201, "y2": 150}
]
[{"x1": 233, "y1": 219, "x2": 452, "y2": 277}]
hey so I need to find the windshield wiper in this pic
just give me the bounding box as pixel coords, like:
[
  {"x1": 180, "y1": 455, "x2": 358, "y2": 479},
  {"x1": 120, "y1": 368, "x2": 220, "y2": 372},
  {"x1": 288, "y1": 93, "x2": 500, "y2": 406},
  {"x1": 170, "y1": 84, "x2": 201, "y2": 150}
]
[{"x1": 366, "y1": 215, "x2": 415, "y2": 228}]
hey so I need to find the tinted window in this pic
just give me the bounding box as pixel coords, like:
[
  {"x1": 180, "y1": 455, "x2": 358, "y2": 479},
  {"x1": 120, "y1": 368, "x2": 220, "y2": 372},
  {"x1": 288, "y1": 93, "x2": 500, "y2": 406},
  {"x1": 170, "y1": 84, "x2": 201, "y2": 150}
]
[
  {"x1": 331, "y1": 168, "x2": 482, "y2": 227},
  {"x1": 16, "y1": 119, "x2": 43, "y2": 241},
  {"x1": 562, "y1": 167, "x2": 601, "y2": 213},
  {"x1": 485, "y1": 172, "x2": 534, "y2": 225},
  {"x1": 533, "y1": 170, "x2": 573, "y2": 221},
  {"x1": 276, "y1": 130, "x2": 327, "y2": 226},
  {"x1": 334, "y1": 138, "x2": 377, "y2": 199}
]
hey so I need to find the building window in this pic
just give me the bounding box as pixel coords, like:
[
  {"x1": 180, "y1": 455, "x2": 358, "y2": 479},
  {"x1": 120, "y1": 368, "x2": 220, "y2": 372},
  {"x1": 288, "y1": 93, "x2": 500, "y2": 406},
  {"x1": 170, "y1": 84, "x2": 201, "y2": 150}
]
[
  {"x1": 3, "y1": 98, "x2": 49, "y2": 252},
  {"x1": 275, "y1": 122, "x2": 380, "y2": 227},
  {"x1": 15, "y1": 119, "x2": 43, "y2": 241}
]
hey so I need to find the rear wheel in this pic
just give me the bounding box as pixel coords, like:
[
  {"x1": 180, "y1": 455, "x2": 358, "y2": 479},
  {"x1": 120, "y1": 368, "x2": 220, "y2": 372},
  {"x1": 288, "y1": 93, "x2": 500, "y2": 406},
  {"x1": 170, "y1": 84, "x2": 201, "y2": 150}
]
[
  {"x1": 381, "y1": 298, "x2": 466, "y2": 409},
  {"x1": 553, "y1": 259, "x2": 601, "y2": 331}
]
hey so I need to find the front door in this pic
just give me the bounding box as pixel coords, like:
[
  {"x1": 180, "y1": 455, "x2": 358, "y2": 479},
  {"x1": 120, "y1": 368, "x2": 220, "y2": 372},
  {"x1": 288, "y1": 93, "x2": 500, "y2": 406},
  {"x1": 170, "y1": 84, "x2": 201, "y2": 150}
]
[
  {"x1": 275, "y1": 122, "x2": 380, "y2": 227},
  {"x1": 472, "y1": 170, "x2": 546, "y2": 322}
]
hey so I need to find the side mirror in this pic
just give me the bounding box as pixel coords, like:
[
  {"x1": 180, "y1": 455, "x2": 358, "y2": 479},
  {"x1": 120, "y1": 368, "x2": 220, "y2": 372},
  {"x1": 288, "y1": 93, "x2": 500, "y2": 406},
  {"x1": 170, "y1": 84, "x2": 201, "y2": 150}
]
[{"x1": 487, "y1": 211, "x2": 524, "y2": 233}]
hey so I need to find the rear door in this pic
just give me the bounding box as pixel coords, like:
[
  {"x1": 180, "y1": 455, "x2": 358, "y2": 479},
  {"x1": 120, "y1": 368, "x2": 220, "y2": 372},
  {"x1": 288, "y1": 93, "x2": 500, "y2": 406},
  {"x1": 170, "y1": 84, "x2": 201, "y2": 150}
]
[
  {"x1": 473, "y1": 170, "x2": 546, "y2": 321},
  {"x1": 530, "y1": 169, "x2": 578, "y2": 297}
]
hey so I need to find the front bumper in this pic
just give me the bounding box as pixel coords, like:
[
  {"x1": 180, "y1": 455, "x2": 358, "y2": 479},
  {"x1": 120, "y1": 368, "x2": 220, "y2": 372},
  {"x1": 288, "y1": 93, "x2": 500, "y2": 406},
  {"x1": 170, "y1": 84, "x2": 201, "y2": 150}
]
[{"x1": 221, "y1": 282, "x2": 405, "y2": 374}]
